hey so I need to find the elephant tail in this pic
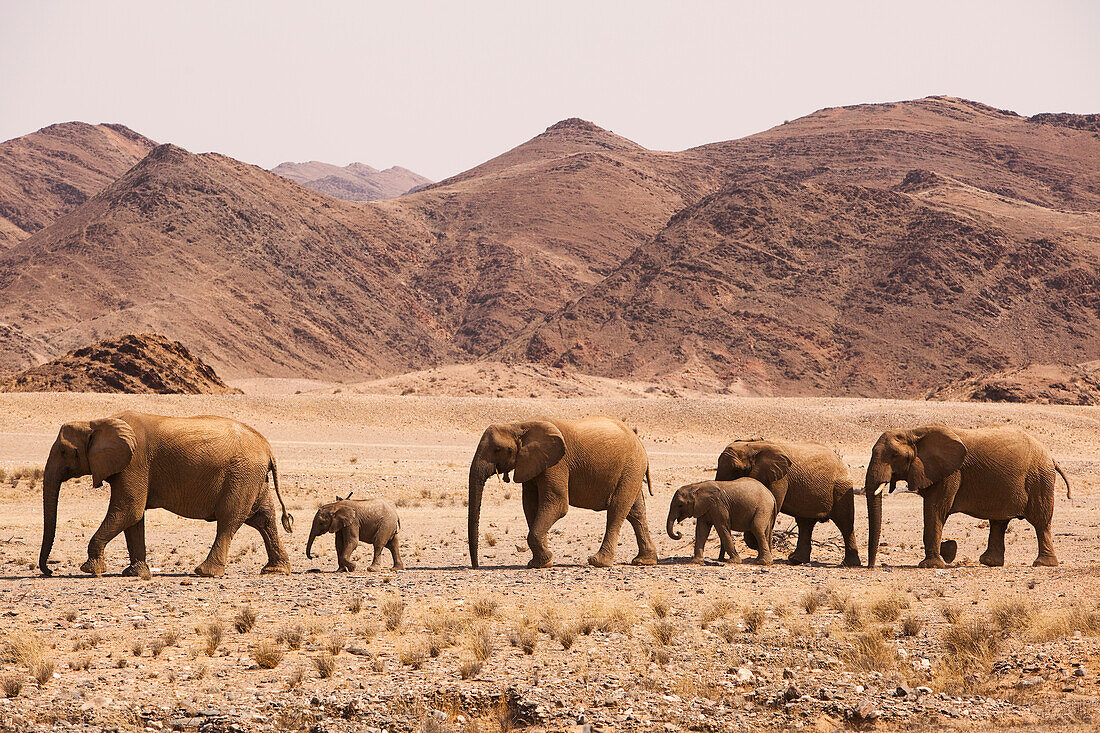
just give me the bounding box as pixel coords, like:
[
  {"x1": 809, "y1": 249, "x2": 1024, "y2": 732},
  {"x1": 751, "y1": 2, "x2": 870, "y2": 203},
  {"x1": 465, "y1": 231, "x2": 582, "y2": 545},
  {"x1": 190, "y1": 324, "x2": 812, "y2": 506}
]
[
  {"x1": 1054, "y1": 460, "x2": 1071, "y2": 499},
  {"x1": 645, "y1": 465, "x2": 653, "y2": 496},
  {"x1": 269, "y1": 457, "x2": 294, "y2": 533}
]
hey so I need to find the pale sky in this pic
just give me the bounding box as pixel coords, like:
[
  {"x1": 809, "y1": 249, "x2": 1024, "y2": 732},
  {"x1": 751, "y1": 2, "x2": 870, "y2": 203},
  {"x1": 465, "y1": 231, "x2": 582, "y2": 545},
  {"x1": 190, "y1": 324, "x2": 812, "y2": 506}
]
[{"x1": 1, "y1": 1, "x2": 1097, "y2": 182}]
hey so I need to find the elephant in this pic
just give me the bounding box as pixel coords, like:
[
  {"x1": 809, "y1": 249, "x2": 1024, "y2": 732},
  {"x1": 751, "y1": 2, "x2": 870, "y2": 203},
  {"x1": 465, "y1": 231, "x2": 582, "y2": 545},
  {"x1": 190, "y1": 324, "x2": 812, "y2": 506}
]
[
  {"x1": 666, "y1": 479, "x2": 777, "y2": 565},
  {"x1": 716, "y1": 439, "x2": 860, "y2": 566},
  {"x1": 468, "y1": 416, "x2": 657, "y2": 569},
  {"x1": 305, "y1": 493, "x2": 404, "y2": 572},
  {"x1": 864, "y1": 424, "x2": 1071, "y2": 568},
  {"x1": 39, "y1": 411, "x2": 293, "y2": 578}
]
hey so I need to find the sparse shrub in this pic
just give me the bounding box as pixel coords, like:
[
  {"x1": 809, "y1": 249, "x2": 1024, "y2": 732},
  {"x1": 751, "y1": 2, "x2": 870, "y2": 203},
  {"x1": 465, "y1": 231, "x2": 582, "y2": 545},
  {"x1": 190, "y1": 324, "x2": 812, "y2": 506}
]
[
  {"x1": 742, "y1": 607, "x2": 766, "y2": 634},
  {"x1": 650, "y1": 646, "x2": 671, "y2": 665},
  {"x1": 941, "y1": 603, "x2": 963, "y2": 624},
  {"x1": 484, "y1": 531, "x2": 498, "y2": 547},
  {"x1": 252, "y1": 639, "x2": 284, "y2": 669},
  {"x1": 1, "y1": 675, "x2": 22, "y2": 698},
  {"x1": 287, "y1": 665, "x2": 305, "y2": 688},
  {"x1": 459, "y1": 658, "x2": 483, "y2": 680},
  {"x1": 991, "y1": 599, "x2": 1035, "y2": 634},
  {"x1": 130, "y1": 641, "x2": 144, "y2": 657},
  {"x1": 649, "y1": 620, "x2": 676, "y2": 646},
  {"x1": 314, "y1": 653, "x2": 336, "y2": 678},
  {"x1": 900, "y1": 615, "x2": 923, "y2": 637},
  {"x1": 649, "y1": 594, "x2": 671, "y2": 619},
  {"x1": 161, "y1": 630, "x2": 180, "y2": 647},
  {"x1": 715, "y1": 621, "x2": 737, "y2": 643},
  {"x1": 471, "y1": 593, "x2": 499, "y2": 618},
  {"x1": 870, "y1": 591, "x2": 910, "y2": 623},
  {"x1": 31, "y1": 659, "x2": 54, "y2": 686},
  {"x1": 62, "y1": 609, "x2": 78, "y2": 623},
  {"x1": 509, "y1": 625, "x2": 538, "y2": 654},
  {"x1": 277, "y1": 626, "x2": 302, "y2": 650},
  {"x1": 800, "y1": 589, "x2": 825, "y2": 615},
  {"x1": 347, "y1": 594, "x2": 364, "y2": 614},
  {"x1": 699, "y1": 599, "x2": 734, "y2": 627},
  {"x1": 204, "y1": 621, "x2": 224, "y2": 655},
  {"x1": 844, "y1": 602, "x2": 866, "y2": 630},
  {"x1": 234, "y1": 606, "x2": 258, "y2": 633},
  {"x1": 70, "y1": 655, "x2": 91, "y2": 671},
  {"x1": 845, "y1": 628, "x2": 894, "y2": 672},
  {"x1": 399, "y1": 640, "x2": 429, "y2": 669},
  {"x1": 382, "y1": 598, "x2": 406, "y2": 631},
  {"x1": 471, "y1": 624, "x2": 493, "y2": 661},
  {"x1": 357, "y1": 622, "x2": 378, "y2": 644},
  {"x1": 557, "y1": 624, "x2": 577, "y2": 650},
  {"x1": 325, "y1": 632, "x2": 345, "y2": 656},
  {"x1": 942, "y1": 619, "x2": 999, "y2": 669}
]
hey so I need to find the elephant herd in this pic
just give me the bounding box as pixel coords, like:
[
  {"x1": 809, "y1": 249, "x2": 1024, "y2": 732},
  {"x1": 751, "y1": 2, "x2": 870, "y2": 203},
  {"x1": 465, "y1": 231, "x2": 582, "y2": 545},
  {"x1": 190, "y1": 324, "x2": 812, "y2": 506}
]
[{"x1": 36, "y1": 411, "x2": 1071, "y2": 578}]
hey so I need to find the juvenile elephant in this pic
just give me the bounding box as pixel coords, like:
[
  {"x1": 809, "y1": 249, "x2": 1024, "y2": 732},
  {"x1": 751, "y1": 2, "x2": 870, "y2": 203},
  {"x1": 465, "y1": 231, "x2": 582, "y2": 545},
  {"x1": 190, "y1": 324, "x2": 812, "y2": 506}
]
[
  {"x1": 40, "y1": 412, "x2": 293, "y2": 578},
  {"x1": 468, "y1": 416, "x2": 656, "y2": 568},
  {"x1": 667, "y1": 479, "x2": 777, "y2": 565},
  {"x1": 717, "y1": 439, "x2": 860, "y2": 566},
  {"x1": 305, "y1": 494, "x2": 403, "y2": 572},
  {"x1": 864, "y1": 424, "x2": 1071, "y2": 568}
]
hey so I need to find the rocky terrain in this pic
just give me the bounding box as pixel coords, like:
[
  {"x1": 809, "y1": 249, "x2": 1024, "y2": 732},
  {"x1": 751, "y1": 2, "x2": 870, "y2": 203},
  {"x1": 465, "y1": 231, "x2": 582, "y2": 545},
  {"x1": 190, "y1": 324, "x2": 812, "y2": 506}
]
[
  {"x1": 271, "y1": 161, "x2": 430, "y2": 202},
  {"x1": 0, "y1": 97, "x2": 1097, "y2": 396},
  {"x1": 0, "y1": 391, "x2": 1098, "y2": 732},
  {"x1": 0, "y1": 333, "x2": 239, "y2": 394},
  {"x1": 0, "y1": 122, "x2": 155, "y2": 249},
  {"x1": 926, "y1": 362, "x2": 1100, "y2": 406}
]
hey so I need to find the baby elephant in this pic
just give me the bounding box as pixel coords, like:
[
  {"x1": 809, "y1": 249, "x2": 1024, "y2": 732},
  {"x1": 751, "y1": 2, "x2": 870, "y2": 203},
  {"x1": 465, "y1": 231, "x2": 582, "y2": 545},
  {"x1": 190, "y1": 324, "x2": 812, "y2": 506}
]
[
  {"x1": 305, "y1": 494, "x2": 404, "y2": 572},
  {"x1": 667, "y1": 479, "x2": 777, "y2": 565}
]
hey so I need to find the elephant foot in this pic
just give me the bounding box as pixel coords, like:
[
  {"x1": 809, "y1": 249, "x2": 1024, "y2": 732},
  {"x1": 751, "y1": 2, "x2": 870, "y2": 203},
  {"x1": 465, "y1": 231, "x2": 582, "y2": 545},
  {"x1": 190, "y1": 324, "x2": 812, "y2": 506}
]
[
  {"x1": 747, "y1": 556, "x2": 773, "y2": 566},
  {"x1": 121, "y1": 561, "x2": 152, "y2": 580},
  {"x1": 1033, "y1": 555, "x2": 1059, "y2": 567},
  {"x1": 787, "y1": 551, "x2": 810, "y2": 566},
  {"x1": 336, "y1": 565, "x2": 351, "y2": 573},
  {"x1": 979, "y1": 552, "x2": 1005, "y2": 567},
  {"x1": 723, "y1": 555, "x2": 742, "y2": 565},
  {"x1": 630, "y1": 553, "x2": 658, "y2": 566},
  {"x1": 392, "y1": 563, "x2": 405, "y2": 571},
  {"x1": 917, "y1": 556, "x2": 947, "y2": 569},
  {"x1": 688, "y1": 556, "x2": 706, "y2": 566},
  {"x1": 587, "y1": 552, "x2": 614, "y2": 568},
  {"x1": 841, "y1": 551, "x2": 863, "y2": 568},
  {"x1": 260, "y1": 563, "x2": 292, "y2": 575},
  {"x1": 367, "y1": 564, "x2": 382, "y2": 573},
  {"x1": 80, "y1": 557, "x2": 107, "y2": 577},
  {"x1": 939, "y1": 540, "x2": 958, "y2": 564},
  {"x1": 527, "y1": 556, "x2": 553, "y2": 569},
  {"x1": 194, "y1": 561, "x2": 226, "y2": 578}
]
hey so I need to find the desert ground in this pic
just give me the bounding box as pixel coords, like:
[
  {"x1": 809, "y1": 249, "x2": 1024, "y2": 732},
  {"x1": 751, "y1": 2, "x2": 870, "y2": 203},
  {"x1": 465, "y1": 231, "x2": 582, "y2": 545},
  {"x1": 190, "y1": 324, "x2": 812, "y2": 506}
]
[{"x1": 1, "y1": 390, "x2": 1099, "y2": 732}]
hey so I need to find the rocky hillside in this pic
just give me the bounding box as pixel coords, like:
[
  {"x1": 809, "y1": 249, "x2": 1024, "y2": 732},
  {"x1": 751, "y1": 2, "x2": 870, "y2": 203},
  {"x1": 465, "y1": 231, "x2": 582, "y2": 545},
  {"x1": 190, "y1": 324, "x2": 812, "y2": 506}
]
[
  {"x1": 0, "y1": 122, "x2": 155, "y2": 248},
  {"x1": 0, "y1": 333, "x2": 240, "y2": 394},
  {"x1": 271, "y1": 161, "x2": 430, "y2": 201},
  {"x1": 926, "y1": 362, "x2": 1100, "y2": 405}
]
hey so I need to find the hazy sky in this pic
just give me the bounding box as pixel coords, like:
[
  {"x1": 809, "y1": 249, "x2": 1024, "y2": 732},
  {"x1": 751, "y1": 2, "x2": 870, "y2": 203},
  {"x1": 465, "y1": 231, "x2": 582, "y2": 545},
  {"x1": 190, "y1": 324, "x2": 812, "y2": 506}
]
[{"x1": 2, "y1": 1, "x2": 1097, "y2": 181}]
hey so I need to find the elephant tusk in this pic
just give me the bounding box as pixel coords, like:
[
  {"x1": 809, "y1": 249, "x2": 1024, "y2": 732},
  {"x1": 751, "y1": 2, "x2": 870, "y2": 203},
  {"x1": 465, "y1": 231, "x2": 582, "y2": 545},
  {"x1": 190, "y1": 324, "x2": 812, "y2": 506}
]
[{"x1": 874, "y1": 484, "x2": 886, "y2": 496}]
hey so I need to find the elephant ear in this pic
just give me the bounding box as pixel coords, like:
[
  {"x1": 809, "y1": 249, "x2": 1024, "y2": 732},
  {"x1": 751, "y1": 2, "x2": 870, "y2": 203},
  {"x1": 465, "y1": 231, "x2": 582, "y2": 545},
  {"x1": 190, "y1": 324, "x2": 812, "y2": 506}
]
[
  {"x1": 332, "y1": 506, "x2": 357, "y2": 532},
  {"x1": 751, "y1": 445, "x2": 792, "y2": 486},
  {"x1": 513, "y1": 421, "x2": 566, "y2": 484},
  {"x1": 87, "y1": 418, "x2": 136, "y2": 488},
  {"x1": 908, "y1": 427, "x2": 967, "y2": 490}
]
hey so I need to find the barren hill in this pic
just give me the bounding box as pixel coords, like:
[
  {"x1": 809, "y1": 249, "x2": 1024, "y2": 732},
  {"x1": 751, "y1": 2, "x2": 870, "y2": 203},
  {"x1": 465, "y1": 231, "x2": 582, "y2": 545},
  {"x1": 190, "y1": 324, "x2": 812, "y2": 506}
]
[
  {"x1": 0, "y1": 333, "x2": 240, "y2": 394},
  {"x1": 0, "y1": 122, "x2": 156, "y2": 248},
  {"x1": 271, "y1": 160, "x2": 430, "y2": 201},
  {"x1": 926, "y1": 361, "x2": 1100, "y2": 405}
]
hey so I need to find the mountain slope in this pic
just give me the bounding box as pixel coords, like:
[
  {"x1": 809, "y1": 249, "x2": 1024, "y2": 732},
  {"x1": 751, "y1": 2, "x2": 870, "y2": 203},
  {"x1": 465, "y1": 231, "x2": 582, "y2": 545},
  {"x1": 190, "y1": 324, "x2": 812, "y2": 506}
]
[
  {"x1": 0, "y1": 122, "x2": 156, "y2": 248},
  {"x1": 926, "y1": 361, "x2": 1100, "y2": 405},
  {"x1": 271, "y1": 160, "x2": 430, "y2": 201}
]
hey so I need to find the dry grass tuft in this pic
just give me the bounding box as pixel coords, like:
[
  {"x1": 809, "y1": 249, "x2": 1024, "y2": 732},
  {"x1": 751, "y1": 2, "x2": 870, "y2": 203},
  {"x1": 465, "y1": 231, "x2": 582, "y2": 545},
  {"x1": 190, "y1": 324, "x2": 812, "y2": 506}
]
[
  {"x1": 714, "y1": 621, "x2": 738, "y2": 643},
  {"x1": 942, "y1": 619, "x2": 999, "y2": 669},
  {"x1": 699, "y1": 599, "x2": 735, "y2": 627},
  {"x1": 870, "y1": 590, "x2": 910, "y2": 622},
  {"x1": 459, "y1": 658, "x2": 483, "y2": 680},
  {"x1": 941, "y1": 603, "x2": 963, "y2": 624},
  {"x1": 844, "y1": 602, "x2": 866, "y2": 631},
  {"x1": 357, "y1": 622, "x2": 378, "y2": 644},
  {"x1": 1, "y1": 675, "x2": 22, "y2": 698},
  {"x1": 314, "y1": 653, "x2": 336, "y2": 678},
  {"x1": 1030, "y1": 603, "x2": 1100, "y2": 642},
  {"x1": 471, "y1": 624, "x2": 493, "y2": 661},
  {"x1": 557, "y1": 624, "x2": 578, "y2": 650},
  {"x1": 203, "y1": 621, "x2": 224, "y2": 656},
  {"x1": 277, "y1": 626, "x2": 303, "y2": 650},
  {"x1": 3, "y1": 631, "x2": 46, "y2": 669},
  {"x1": 509, "y1": 625, "x2": 538, "y2": 655},
  {"x1": 69, "y1": 655, "x2": 91, "y2": 671},
  {"x1": 287, "y1": 665, "x2": 306, "y2": 688},
  {"x1": 470, "y1": 593, "x2": 499, "y2": 618},
  {"x1": 991, "y1": 599, "x2": 1035, "y2": 634},
  {"x1": 130, "y1": 640, "x2": 144, "y2": 657},
  {"x1": 799, "y1": 589, "x2": 827, "y2": 615},
  {"x1": 594, "y1": 602, "x2": 636, "y2": 635},
  {"x1": 900, "y1": 615, "x2": 923, "y2": 637},
  {"x1": 648, "y1": 593, "x2": 671, "y2": 619},
  {"x1": 325, "y1": 632, "x2": 345, "y2": 656},
  {"x1": 382, "y1": 598, "x2": 406, "y2": 631},
  {"x1": 252, "y1": 639, "x2": 284, "y2": 669},
  {"x1": 161, "y1": 630, "x2": 180, "y2": 647},
  {"x1": 845, "y1": 628, "x2": 895, "y2": 672},
  {"x1": 72, "y1": 632, "x2": 102, "y2": 652},
  {"x1": 347, "y1": 594, "x2": 364, "y2": 614},
  {"x1": 649, "y1": 620, "x2": 677, "y2": 646},
  {"x1": 31, "y1": 659, "x2": 54, "y2": 686},
  {"x1": 234, "y1": 606, "x2": 258, "y2": 633},
  {"x1": 62, "y1": 608, "x2": 78, "y2": 623},
  {"x1": 742, "y1": 607, "x2": 766, "y2": 634},
  {"x1": 399, "y1": 639, "x2": 429, "y2": 669}
]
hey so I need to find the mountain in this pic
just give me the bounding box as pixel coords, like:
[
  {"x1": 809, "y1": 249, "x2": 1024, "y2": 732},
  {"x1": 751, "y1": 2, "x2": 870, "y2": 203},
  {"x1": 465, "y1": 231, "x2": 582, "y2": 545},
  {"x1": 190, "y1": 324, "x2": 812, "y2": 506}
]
[
  {"x1": 0, "y1": 122, "x2": 156, "y2": 248},
  {"x1": 271, "y1": 160, "x2": 430, "y2": 201},
  {"x1": 926, "y1": 362, "x2": 1100, "y2": 405},
  {"x1": 0, "y1": 333, "x2": 240, "y2": 394}
]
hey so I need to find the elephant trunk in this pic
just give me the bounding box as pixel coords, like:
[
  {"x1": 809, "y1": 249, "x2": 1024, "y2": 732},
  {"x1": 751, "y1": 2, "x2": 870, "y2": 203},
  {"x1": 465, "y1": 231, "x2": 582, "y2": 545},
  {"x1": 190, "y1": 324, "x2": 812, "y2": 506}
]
[
  {"x1": 305, "y1": 520, "x2": 321, "y2": 560},
  {"x1": 864, "y1": 460, "x2": 891, "y2": 568},
  {"x1": 39, "y1": 463, "x2": 62, "y2": 576},
  {"x1": 666, "y1": 509, "x2": 683, "y2": 541},
  {"x1": 468, "y1": 457, "x2": 493, "y2": 568}
]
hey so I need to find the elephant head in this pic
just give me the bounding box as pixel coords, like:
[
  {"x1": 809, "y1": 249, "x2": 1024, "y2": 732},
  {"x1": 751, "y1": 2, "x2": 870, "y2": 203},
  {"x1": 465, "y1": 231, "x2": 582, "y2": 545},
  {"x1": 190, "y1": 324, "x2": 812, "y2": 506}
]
[
  {"x1": 467, "y1": 421, "x2": 565, "y2": 568},
  {"x1": 306, "y1": 502, "x2": 355, "y2": 559},
  {"x1": 864, "y1": 426, "x2": 966, "y2": 567},
  {"x1": 666, "y1": 484, "x2": 698, "y2": 540},
  {"x1": 716, "y1": 441, "x2": 792, "y2": 486},
  {"x1": 40, "y1": 417, "x2": 137, "y2": 576}
]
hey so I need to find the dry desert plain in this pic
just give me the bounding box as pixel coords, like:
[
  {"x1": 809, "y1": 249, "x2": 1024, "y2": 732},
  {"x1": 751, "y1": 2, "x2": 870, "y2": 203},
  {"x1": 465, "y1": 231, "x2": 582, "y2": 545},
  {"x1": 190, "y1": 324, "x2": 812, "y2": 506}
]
[{"x1": 1, "y1": 390, "x2": 1099, "y2": 732}]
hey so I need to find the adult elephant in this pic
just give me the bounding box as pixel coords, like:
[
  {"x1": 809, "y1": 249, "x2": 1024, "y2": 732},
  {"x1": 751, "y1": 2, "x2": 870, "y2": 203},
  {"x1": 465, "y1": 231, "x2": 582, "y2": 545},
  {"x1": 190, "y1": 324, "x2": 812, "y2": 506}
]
[
  {"x1": 39, "y1": 412, "x2": 293, "y2": 578},
  {"x1": 717, "y1": 439, "x2": 860, "y2": 566},
  {"x1": 864, "y1": 424, "x2": 1070, "y2": 568},
  {"x1": 468, "y1": 416, "x2": 657, "y2": 569}
]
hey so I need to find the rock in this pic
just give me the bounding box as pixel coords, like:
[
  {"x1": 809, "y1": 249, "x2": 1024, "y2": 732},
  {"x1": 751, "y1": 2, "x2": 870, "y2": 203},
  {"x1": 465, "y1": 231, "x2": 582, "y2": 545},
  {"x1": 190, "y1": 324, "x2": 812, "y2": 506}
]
[
  {"x1": 850, "y1": 699, "x2": 879, "y2": 721},
  {"x1": 735, "y1": 667, "x2": 754, "y2": 683},
  {"x1": 895, "y1": 684, "x2": 914, "y2": 698},
  {"x1": 1074, "y1": 668, "x2": 1086, "y2": 677},
  {"x1": 783, "y1": 685, "x2": 801, "y2": 702},
  {"x1": 1018, "y1": 676, "x2": 1043, "y2": 689},
  {"x1": 783, "y1": 667, "x2": 794, "y2": 680}
]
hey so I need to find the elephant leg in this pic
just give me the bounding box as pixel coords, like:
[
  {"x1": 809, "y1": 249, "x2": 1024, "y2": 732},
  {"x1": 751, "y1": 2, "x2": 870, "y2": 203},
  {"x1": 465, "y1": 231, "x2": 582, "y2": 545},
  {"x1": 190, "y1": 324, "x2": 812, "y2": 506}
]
[
  {"x1": 245, "y1": 495, "x2": 291, "y2": 574},
  {"x1": 831, "y1": 491, "x2": 861, "y2": 567},
  {"x1": 788, "y1": 517, "x2": 815, "y2": 565},
  {"x1": 195, "y1": 519, "x2": 242, "y2": 577},
  {"x1": 626, "y1": 491, "x2": 658, "y2": 566},
  {"x1": 1026, "y1": 475, "x2": 1058, "y2": 567},
  {"x1": 121, "y1": 517, "x2": 152, "y2": 579},
  {"x1": 527, "y1": 493, "x2": 566, "y2": 568},
  {"x1": 979, "y1": 519, "x2": 1009, "y2": 567},
  {"x1": 589, "y1": 486, "x2": 635, "y2": 568},
  {"x1": 336, "y1": 529, "x2": 358, "y2": 572},
  {"x1": 716, "y1": 525, "x2": 742, "y2": 564},
  {"x1": 388, "y1": 536, "x2": 404, "y2": 571},
  {"x1": 83, "y1": 494, "x2": 143, "y2": 576},
  {"x1": 918, "y1": 500, "x2": 948, "y2": 569},
  {"x1": 747, "y1": 520, "x2": 773, "y2": 566},
  {"x1": 1032, "y1": 523, "x2": 1058, "y2": 567},
  {"x1": 691, "y1": 519, "x2": 712, "y2": 565},
  {"x1": 367, "y1": 542, "x2": 385, "y2": 572}
]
